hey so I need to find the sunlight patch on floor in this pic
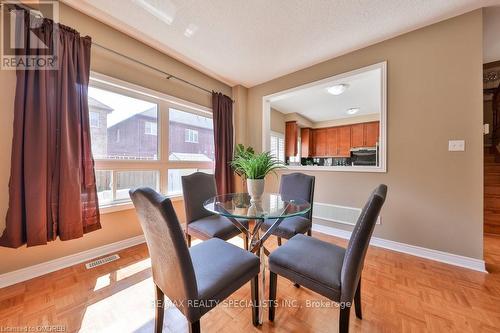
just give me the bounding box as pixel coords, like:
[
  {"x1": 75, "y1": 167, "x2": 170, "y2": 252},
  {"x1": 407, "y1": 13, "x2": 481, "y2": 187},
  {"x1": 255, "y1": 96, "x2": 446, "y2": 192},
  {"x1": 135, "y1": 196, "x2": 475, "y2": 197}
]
[{"x1": 82, "y1": 278, "x2": 155, "y2": 332}]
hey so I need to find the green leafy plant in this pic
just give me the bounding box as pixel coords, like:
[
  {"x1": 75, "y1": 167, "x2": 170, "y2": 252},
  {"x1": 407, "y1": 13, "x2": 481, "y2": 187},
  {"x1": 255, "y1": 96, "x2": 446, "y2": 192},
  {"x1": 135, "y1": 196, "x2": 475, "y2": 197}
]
[{"x1": 231, "y1": 145, "x2": 283, "y2": 180}]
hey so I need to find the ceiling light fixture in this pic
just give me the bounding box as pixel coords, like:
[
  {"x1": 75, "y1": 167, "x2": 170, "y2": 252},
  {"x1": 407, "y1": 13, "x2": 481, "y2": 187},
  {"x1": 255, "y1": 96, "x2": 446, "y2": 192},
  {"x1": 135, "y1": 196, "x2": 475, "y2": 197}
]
[
  {"x1": 184, "y1": 24, "x2": 199, "y2": 38},
  {"x1": 327, "y1": 84, "x2": 348, "y2": 95},
  {"x1": 347, "y1": 108, "x2": 360, "y2": 115}
]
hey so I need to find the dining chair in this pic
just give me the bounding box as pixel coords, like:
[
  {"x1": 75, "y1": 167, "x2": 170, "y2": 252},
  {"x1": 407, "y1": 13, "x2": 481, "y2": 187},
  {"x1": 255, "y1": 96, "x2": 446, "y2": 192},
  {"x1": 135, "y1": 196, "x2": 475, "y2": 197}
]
[
  {"x1": 267, "y1": 184, "x2": 387, "y2": 333},
  {"x1": 130, "y1": 187, "x2": 260, "y2": 333},
  {"x1": 182, "y1": 172, "x2": 249, "y2": 248},
  {"x1": 261, "y1": 172, "x2": 315, "y2": 246}
]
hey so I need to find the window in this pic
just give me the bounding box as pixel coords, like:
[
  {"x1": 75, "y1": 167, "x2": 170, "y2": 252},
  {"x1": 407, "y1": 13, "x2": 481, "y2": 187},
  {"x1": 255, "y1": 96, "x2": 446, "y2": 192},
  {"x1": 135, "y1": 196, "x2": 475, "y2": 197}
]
[
  {"x1": 88, "y1": 86, "x2": 158, "y2": 160},
  {"x1": 167, "y1": 168, "x2": 214, "y2": 195},
  {"x1": 270, "y1": 132, "x2": 285, "y2": 163},
  {"x1": 145, "y1": 121, "x2": 157, "y2": 136},
  {"x1": 184, "y1": 129, "x2": 198, "y2": 143},
  {"x1": 90, "y1": 111, "x2": 100, "y2": 128},
  {"x1": 89, "y1": 74, "x2": 214, "y2": 210},
  {"x1": 169, "y1": 108, "x2": 214, "y2": 162}
]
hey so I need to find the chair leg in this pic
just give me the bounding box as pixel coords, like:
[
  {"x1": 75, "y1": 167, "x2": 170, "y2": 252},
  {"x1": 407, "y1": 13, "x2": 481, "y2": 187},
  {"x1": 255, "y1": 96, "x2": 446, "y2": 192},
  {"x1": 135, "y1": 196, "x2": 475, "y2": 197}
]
[
  {"x1": 189, "y1": 321, "x2": 200, "y2": 333},
  {"x1": 186, "y1": 232, "x2": 191, "y2": 247},
  {"x1": 154, "y1": 284, "x2": 164, "y2": 333},
  {"x1": 277, "y1": 237, "x2": 282, "y2": 246},
  {"x1": 307, "y1": 228, "x2": 312, "y2": 236},
  {"x1": 244, "y1": 234, "x2": 249, "y2": 251},
  {"x1": 354, "y1": 278, "x2": 362, "y2": 319},
  {"x1": 269, "y1": 271, "x2": 277, "y2": 322},
  {"x1": 339, "y1": 306, "x2": 350, "y2": 333},
  {"x1": 251, "y1": 275, "x2": 260, "y2": 326}
]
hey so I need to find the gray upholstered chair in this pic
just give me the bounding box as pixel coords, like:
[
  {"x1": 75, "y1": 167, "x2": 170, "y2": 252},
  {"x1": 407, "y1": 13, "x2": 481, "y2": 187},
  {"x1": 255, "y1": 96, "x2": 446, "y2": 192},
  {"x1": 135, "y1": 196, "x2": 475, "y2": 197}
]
[
  {"x1": 130, "y1": 187, "x2": 260, "y2": 333},
  {"x1": 268, "y1": 185, "x2": 387, "y2": 333},
  {"x1": 261, "y1": 172, "x2": 315, "y2": 245},
  {"x1": 182, "y1": 172, "x2": 248, "y2": 248}
]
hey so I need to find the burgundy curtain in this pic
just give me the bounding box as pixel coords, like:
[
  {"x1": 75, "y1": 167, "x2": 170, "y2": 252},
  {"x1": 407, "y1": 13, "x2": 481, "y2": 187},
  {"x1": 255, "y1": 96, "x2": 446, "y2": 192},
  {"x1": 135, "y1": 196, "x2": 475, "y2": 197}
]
[
  {"x1": 212, "y1": 92, "x2": 234, "y2": 195},
  {"x1": 0, "y1": 10, "x2": 100, "y2": 248}
]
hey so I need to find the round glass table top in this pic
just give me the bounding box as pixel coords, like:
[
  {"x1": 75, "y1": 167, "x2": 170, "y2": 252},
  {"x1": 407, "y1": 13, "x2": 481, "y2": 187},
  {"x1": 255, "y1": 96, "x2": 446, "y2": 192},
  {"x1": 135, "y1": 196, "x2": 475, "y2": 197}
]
[{"x1": 203, "y1": 193, "x2": 311, "y2": 220}]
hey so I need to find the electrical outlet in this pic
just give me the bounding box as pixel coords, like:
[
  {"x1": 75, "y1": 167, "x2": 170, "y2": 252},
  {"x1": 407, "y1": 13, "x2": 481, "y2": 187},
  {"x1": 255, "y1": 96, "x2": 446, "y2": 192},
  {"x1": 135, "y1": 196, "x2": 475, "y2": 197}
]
[{"x1": 448, "y1": 140, "x2": 465, "y2": 152}]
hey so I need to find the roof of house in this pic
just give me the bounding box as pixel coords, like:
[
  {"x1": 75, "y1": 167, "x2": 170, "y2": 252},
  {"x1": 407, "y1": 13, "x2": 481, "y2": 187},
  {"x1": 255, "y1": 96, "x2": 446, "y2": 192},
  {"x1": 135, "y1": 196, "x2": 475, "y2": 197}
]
[
  {"x1": 88, "y1": 96, "x2": 113, "y2": 113},
  {"x1": 108, "y1": 107, "x2": 214, "y2": 130},
  {"x1": 168, "y1": 153, "x2": 213, "y2": 162}
]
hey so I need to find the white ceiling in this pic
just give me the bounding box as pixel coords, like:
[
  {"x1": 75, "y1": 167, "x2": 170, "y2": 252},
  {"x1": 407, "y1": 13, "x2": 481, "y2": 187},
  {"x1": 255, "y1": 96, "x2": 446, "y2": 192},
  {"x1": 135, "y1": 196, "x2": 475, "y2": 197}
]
[
  {"x1": 62, "y1": 0, "x2": 496, "y2": 87},
  {"x1": 271, "y1": 67, "x2": 381, "y2": 122}
]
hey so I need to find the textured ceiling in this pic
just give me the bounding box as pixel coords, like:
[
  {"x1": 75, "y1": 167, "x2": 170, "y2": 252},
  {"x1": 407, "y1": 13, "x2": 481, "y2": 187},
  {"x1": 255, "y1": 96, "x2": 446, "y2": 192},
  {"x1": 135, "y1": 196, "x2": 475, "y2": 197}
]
[{"x1": 62, "y1": 0, "x2": 495, "y2": 87}]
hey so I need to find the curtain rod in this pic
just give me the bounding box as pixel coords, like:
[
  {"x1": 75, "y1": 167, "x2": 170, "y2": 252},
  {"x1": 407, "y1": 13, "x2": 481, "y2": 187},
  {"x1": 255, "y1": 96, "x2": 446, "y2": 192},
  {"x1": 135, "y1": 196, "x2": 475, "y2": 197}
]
[
  {"x1": 93, "y1": 42, "x2": 214, "y2": 95},
  {"x1": 4, "y1": 3, "x2": 232, "y2": 100}
]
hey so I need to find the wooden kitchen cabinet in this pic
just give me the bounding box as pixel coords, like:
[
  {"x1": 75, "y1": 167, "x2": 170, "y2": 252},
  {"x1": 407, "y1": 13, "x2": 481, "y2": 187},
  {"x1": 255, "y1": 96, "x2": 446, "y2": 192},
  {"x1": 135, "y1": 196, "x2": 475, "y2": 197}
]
[
  {"x1": 364, "y1": 121, "x2": 379, "y2": 147},
  {"x1": 285, "y1": 121, "x2": 298, "y2": 157},
  {"x1": 301, "y1": 128, "x2": 313, "y2": 158},
  {"x1": 337, "y1": 126, "x2": 352, "y2": 156},
  {"x1": 326, "y1": 128, "x2": 338, "y2": 156},
  {"x1": 310, "y1": 121, "x2": 379, "y2": 157},
  {"x1": 313, "y1": 128, "x2": 327, "y2": 156},
  {"x1": 351, "y1": 124, "x2": 365, "y2": 147},
  {"x1": 351, "y1": 121, "x2": 379, "y2": 147}
]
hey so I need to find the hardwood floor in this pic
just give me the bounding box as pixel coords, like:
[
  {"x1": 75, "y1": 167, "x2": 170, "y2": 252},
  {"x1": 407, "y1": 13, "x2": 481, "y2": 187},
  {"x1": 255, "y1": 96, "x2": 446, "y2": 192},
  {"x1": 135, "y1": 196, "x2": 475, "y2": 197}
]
[{"x1": 1, "y1": 232, "x2": 500, "y2": 332}]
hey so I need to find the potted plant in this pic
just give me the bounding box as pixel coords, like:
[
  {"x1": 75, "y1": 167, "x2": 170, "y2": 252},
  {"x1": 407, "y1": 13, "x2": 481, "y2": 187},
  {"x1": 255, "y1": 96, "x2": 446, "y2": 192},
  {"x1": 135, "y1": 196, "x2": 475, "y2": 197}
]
[{"x1": 231, "y1": 145, "x2": 283, "y2": 203}]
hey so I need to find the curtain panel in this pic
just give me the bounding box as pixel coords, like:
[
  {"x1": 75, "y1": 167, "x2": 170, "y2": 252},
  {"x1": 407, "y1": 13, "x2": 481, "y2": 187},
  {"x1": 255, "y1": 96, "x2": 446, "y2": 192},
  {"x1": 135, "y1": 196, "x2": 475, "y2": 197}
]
[
  {"x1": 212, "y1": 92, "x2": 234, "y2": 195},
  {"x1": 0, "y1": 10, "x2": 100, "y2": 248}
]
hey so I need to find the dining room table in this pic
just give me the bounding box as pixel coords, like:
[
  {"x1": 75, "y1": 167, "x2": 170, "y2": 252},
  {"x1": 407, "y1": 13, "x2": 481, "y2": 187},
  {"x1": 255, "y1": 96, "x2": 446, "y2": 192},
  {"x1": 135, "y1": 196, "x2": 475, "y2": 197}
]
[{"x1": 203, "y1": 192, "x2": 311, "y2": 324}]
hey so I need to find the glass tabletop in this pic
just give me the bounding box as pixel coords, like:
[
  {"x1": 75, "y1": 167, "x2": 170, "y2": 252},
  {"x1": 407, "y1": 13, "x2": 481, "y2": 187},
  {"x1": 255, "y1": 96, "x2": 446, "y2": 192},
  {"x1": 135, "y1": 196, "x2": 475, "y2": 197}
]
[{"x1": 203, "y1": 193, "x2": 311, "y2": 220}]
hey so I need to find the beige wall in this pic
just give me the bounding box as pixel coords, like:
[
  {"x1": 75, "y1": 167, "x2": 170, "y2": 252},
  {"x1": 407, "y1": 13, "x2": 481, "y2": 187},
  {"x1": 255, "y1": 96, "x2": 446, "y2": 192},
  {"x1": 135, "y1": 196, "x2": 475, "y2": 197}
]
[
  {"x1": 313, "y1": 114, "x2": 380, "y2": 129},
  {"x1": 249, "y1": 10, "x2": 484, "y2": 259},
  {"x1": 0, "y1": 3, "x2": 231, "y2": 274},
  {"x1": 270, "y1": 109, "x2": 286, "y2": 134}
]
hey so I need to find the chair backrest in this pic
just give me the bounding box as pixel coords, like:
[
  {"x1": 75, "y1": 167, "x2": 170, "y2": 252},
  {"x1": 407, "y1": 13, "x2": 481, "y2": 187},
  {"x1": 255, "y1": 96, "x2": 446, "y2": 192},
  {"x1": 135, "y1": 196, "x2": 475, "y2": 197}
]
[
  {"x1": 340, "y1": 184, "x2": 387, "y2": 303},
  {"x1": 279, "y1": 172, "x2": 315, "y2": 220},
  {"x1": 182, "y1": 172, "x2": 217, "y2": 224},
  {"x1": 129, "y1": 187, "x2": 198, "y2": 318}
]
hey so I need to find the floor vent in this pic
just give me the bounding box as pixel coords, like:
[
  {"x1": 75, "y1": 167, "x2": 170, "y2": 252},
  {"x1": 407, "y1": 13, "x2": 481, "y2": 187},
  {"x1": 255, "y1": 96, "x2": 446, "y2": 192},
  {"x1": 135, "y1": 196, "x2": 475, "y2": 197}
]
[
  {"x1": 85, "y1": 254, "x2": 120, "y2": 269},
  {"x1": 313, "y1": 202, "x2": 381, "y2": 226}
]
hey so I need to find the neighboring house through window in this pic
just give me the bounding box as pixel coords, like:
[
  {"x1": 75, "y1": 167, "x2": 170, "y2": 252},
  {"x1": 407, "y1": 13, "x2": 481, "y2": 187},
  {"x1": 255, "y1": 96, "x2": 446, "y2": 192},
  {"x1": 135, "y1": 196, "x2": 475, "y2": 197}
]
[
  {"x1": 145, "y1": 121, "x2": 157, "y2": 135},
  {"x1": 90, "y1": 111, "x2": 100, "y2": 128},
  {"x1": 185, "y1": 128, "x2": 199, "y2": 143},
  {"x1": 88, "y1": 74, "x2": 214, "y2": 208}
]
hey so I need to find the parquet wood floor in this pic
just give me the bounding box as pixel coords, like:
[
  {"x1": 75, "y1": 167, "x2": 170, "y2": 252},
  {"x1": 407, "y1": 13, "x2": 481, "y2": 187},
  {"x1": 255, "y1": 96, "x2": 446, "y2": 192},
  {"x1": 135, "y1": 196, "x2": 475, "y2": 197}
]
[{"x1": 1, "y1": 232, "x2": 500, "y2": 332}]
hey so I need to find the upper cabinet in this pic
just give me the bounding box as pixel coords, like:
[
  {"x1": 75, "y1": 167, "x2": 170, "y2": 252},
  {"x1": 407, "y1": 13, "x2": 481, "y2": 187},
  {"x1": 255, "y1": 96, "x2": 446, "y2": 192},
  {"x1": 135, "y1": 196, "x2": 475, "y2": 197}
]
[
  {"x1": 364, "y1": 122, "x2": 379, "y2": 147},
  {"x1": 302, "y1": 121, "x2": 379, "y2": 158},
  {"x1": 285, "y1": 121, "x2": 298, "y2": 157},
  {"x1": 351, "y1": 121, "x2": 379, "y2": 148},
  {"x1": 337, "y1": 126, "x2": 352, "y2": 157},
  {"x1": 301, "y1": 128, "x2": 313, "y2": 158}
]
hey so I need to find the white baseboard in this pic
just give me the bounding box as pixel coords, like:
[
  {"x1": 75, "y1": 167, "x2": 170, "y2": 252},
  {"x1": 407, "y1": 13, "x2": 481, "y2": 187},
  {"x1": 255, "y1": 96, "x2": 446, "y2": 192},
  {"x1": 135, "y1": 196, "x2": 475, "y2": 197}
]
[
  {"x1": 312, "y1": 224, "x2": 486, "y2": 273},
  {"x1": 0, "y1": 235, "x2": 146, "y2": 289}
]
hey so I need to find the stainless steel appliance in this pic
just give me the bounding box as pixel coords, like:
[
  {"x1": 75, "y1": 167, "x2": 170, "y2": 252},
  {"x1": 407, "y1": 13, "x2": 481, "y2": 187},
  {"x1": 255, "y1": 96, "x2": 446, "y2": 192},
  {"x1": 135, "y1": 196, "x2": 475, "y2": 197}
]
[{"x1": 350, "y1": 147, "x2": 377, "y2": 166}]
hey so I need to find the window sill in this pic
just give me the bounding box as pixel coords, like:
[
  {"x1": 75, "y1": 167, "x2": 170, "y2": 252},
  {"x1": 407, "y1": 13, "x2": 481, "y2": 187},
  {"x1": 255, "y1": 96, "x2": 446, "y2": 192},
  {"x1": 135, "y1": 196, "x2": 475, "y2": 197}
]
[{"x1": 99, "y1": 194, "x2": 184, "y2": 215}]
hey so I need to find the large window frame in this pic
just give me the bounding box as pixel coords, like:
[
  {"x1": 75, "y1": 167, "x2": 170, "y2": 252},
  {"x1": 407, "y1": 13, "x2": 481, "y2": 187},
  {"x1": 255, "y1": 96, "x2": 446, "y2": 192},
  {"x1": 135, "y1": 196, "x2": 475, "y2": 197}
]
[{"x1": 90, "y1": 72, "x2": 214, "y2": 213}]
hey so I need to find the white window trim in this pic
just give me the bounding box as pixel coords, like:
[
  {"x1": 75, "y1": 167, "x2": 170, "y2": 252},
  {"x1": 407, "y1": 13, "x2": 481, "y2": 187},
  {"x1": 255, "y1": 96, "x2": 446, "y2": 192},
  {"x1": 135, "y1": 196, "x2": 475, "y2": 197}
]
[
  {"x1": 145, "y1": 121, "x2": 158, "y2": 136},
  {"x1": 89, "y1": 72, "x2": 214, "y2": 213},
  {"x1": 270, "y1": 131, "x2": 285, "y2": 163}
]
